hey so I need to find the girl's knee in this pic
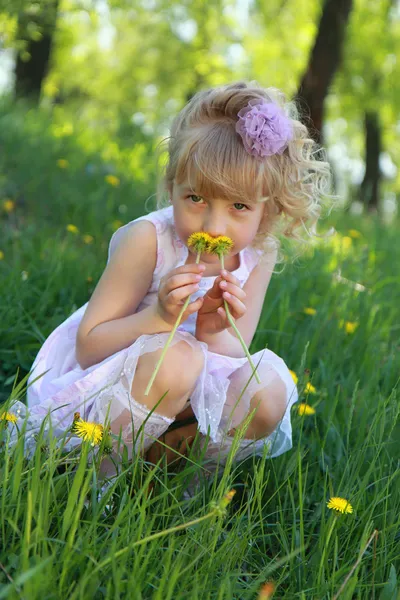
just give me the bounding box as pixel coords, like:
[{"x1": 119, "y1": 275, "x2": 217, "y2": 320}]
[
  {"x1": 232, "y1": 377, "x2": 288, "y2": 440},
  {"x1": 131, "y1": 335, "x2": 205, "y2": 417},
  {"x1": 140, "y1": 338, "x2": 204, "y2": 389}
]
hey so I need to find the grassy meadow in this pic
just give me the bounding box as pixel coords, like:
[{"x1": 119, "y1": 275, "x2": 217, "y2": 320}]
[{"x1": 0, "y1": 99, "x2": 399, "y2": 599}]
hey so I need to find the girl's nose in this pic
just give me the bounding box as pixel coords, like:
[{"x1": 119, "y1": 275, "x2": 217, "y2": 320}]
[
  {"x1": 206, "y1": 228, "x2": 227, "y2": 239},
  {"x1": 204, "y1": 219, "x2": 226, "y2": 238}
]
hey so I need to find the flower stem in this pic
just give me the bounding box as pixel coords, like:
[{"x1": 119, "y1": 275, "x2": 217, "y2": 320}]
[
  {"x1": 317, "y1": 516, "x2": 337, "y2": 587},
  {"x1": 145, "y1": 252, "x2": 201, "y2": 396},
  {"x1": 220, "y1": 255, "x2": 261, "y2": 384}
]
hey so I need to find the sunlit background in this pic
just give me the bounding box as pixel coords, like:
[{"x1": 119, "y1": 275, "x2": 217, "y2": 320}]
[{"x1": 1, "y1": 0, "x2": 399, "y2": 218}]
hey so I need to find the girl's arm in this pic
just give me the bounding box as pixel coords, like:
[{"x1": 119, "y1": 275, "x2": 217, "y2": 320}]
[
  {"x1": 76, "y1": 220, "x2": 171, "y2": 370},
  {"x1": 77, "y1": 304, "x2": 172, "y2": 370}
]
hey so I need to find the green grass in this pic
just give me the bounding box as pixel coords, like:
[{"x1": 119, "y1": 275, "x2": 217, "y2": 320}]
[{"x1": 1, "y1": 101, "x2": 399, "y2": 599}]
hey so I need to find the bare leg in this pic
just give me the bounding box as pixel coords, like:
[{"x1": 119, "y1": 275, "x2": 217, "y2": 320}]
[
  {"x1": 146, "y1": 421, "x2": 199, "y2": 466},
  {"x1": 227, "y1": 377, "x2": 287, "y2": 440}
]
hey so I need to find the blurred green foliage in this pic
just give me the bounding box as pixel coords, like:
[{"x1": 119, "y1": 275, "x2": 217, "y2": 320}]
[{"x1": 0, "y1": 0, "x2": 399, "y2": 199}]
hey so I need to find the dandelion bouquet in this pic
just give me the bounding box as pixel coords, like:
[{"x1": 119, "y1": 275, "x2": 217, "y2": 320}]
[{"x1": 145, "y1": 232, "x2": 260, "y2": 396}]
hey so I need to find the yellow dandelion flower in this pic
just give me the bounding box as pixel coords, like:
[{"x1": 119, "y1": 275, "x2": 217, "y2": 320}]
[
  {"x1": 345, "y1": 321, "x2": 358, "y2": 334},
  {"x1": 82, "y1": 234, "x2": 94, "y2": 244},
  {"x1": 305, "y1": 381, "x2": 317, "y2": 394},
  {"x1": 66, "y1": 224, "x2": 79, "y2": 234},
  {"x1": 0, "y1": 250, "x2": 4, "y2": 260},
  {"x1": 111, "y1": 219, "x2": 123, "y2": 231},
  {"x1": 0, "y1": 411, "x2": 18, "y2": 424},
  {"x1": 105, "y1": 174, "x2": 120, "y2": 187},
  {"x1": 298, "y1": 403, "x2": 316, "y2": 416},
  {"x1": 289, "y1": 370, "x2": 298, "y2": 384},
  {"x1": 207, "y1": 235, "x2": 234, "y2": 256},
  {"x1": 187, "y1": 231, "x2": 213, "y2": 253},
  {"x1": 348, "y1": 229, "x2": 361, "y2": 239},
  {"x1": 86, "y1": 276, "x2": 93, "y2": 283},
  {"x1": 327, "y1": 496, "x2": 353, "y2": 514},
  {"x1": 72, "y1": 418, "x2": 104, "y2": 446},
  {"x1": 339, "y1": 320, "x2": 358, "y2": 334},
  {"x1": 3, "y1": 199, "x2": 15, "y2": 213},
  {"x1": 304, "y1": 307, "x2": 317, "y2": 316},
  {"x1": 57, "y1": 159, "x2": 69, "y2": 169}
]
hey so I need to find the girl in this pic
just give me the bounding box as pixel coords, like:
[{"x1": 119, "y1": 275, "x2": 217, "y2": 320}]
[{"x1": 8, "y1": 81, "x2": 331, "y2": 476}]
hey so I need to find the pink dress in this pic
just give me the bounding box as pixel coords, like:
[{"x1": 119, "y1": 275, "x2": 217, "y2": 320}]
[{"x1": 9, "y1": 206, "x2": 298, "y2": 463}]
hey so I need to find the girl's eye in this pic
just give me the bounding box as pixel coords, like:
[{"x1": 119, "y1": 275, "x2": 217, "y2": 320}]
[
  {"x1": 188, "y1": 194, "x2": 203, "y2": 204},
  {"x1": 188, "y1": 195, "x2": 248, "y2": 211}
]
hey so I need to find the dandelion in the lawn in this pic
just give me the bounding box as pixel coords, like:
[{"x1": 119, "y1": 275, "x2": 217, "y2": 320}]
[
  {"x1": 2, "y1": 199, "x2": 15, "y2": 213},
  {"x1": 66, "y1": 224, "x2": 79, "y2": 234},
  {"x1": 57, "y1": 159, "x2": 69, "y2": 169},
  {"x1": 0, "y1": 251, "x2": 4, "y2": 260},
  {"x1": 289, "y1": 370, "x2": 298, "y2": 384},
  {"x1": 145, "y1": 232, "x2": 212, "y2": 396},
  {"x1": 298, "y1": 403, "x2": 315, "y2": 416},
  {"x1": 339, "y1": 319, "x2": 358, "y2": 334},
  {"x1": 207, "y1": 235, "x2": 261, "y2": 384},
  {"x1": 72, "y1": 412, "x2": 104, "y2": 446},
  {"x1": 304, "y1": 307, "x2": 317, "y2": 316},
  {"x1": 327, "y1": 496, "x2": 353, "y2": 514},
  {"x1": 305, "y1": 381, "x2": 317, "y2": 394},
  {"x1": 348, "y1": 229, "x2": 362, "y2": 239},
  {"x1": 105, "y1": 174, "x2": 120, "y2": 187},
  {"x1": 111, "y1": 219, "x2": 123, "y2": 231},
  {"x1": 82, "y1": 234, "x2": 94, "y2": 244},
  {"x1": 0, "y1": 411, "x2": 18, "y2": 425}
]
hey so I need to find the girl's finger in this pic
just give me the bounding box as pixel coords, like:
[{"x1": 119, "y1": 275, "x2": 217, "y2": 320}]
[
  {"x1": 165, "y1": 272, "x2": 203, "y2": 293},
  {"x1": 167, "y1": 282, "x2": 200, "y2": 304},
  {"x1": 219, "y1": 280, "x2": 246, "y2": 301},
  {"x1": 187, "y1": 296, "x2": 203, "y2": 314},
  {"x1": 217, "y1": 306, "x2": 231, "y2": 324},
  {"x1": 222, "y1": 292, "x2": 246, "y2": 318},
  {"x1": 220, "y1": 270, "x2": 241, "y2": 287}
]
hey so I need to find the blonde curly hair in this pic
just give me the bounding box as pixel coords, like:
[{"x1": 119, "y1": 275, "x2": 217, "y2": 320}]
[{"x1": 155, "y1": 80, "x2": 334, "y2": 259}]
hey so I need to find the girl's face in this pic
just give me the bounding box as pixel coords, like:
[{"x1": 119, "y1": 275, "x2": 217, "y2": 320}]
[{"x1": 170, "y1": 178, "x2": 265, "y2": 264}]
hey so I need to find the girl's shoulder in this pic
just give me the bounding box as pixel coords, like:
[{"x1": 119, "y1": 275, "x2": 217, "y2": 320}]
[
  {"x1": 243, "y1": 236, "x2": 279, "y2": 274},
  {"x1": 107, "y1": 205, "x2": 174, "y2": 264},
  {"x1": 243, "y1": 245, "x2": 265, "y2": 273}
]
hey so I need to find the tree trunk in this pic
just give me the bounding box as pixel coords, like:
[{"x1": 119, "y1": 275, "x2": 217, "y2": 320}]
[
  {"x1": 295, "y1": 0, "x2": 354, "y2": 145},
  {"x1": 14, "y1": 0, "x2": 59, "y2": 104},
  {"x1": 360, "y1": 111, "x2": 381, "y2": 212}
]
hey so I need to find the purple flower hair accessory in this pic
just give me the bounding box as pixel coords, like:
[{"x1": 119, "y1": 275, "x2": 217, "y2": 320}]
[{"x1": 235, "y1": 99, "x2": 293, "y2": 159}]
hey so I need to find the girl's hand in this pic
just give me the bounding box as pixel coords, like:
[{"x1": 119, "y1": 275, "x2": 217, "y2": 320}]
[
  {"x1": 195, "y1": 270, "x2": 246, "y2": 338},
  {"x1": 156, "y1": 263, "x2": 205, "y2": 327}
]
